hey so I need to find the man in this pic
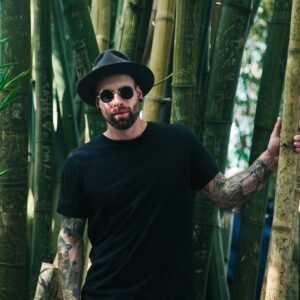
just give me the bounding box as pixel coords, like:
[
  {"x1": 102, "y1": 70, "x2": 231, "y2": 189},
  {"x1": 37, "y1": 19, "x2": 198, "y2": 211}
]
[{"x1": 57, "y1": 49, "x2": 300, "y2": 300}]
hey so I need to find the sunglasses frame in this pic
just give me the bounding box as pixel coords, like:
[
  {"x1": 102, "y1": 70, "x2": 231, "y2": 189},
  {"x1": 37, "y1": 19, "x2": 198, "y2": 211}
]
[{"x1": 97, "y1": 85, "x2": 135, "y2": 103}]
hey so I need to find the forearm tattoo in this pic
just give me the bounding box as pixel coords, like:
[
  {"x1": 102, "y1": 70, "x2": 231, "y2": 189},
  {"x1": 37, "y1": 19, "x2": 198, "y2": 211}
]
[
  {"x1": 57, "y1": 217, "x2": 86, "y2": 300},
  {"x1": 202, "y1": 159, "x2": 272, "y2": 209}
]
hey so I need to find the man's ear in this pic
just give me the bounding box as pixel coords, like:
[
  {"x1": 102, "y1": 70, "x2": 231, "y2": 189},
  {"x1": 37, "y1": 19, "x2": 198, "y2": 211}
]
[
  {"x1": 95, "y1": 97, "x2": 101, "y2": 110},
  {"x1": 136, "y1": 85, "x2": 143, "y2": 100}
]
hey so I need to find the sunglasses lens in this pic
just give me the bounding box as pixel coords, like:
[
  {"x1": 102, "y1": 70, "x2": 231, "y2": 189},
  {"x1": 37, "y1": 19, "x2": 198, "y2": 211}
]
[
  {"x1": 100, "y1": 90, "x2": 114, "y2": 103},
  {"x1": 120, "y1": 86, "x2": 134, "y2": 99}
]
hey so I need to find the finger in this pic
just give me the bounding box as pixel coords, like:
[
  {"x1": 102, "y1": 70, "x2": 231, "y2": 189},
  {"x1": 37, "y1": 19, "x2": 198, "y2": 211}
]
[
  {"x1": 271, "y1": 116, "x2": 282, "y2": 137},
  {"x1": 294, "y1": 135, "x2": 300, "y2": 142},
  {"x1": 294, "y1": 146, "x2": 300, "y2": 153}
]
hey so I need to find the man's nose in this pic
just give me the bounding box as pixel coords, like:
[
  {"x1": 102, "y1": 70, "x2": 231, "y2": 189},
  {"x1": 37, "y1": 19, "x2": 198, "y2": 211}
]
[{"x1": 111, "y1": 92, "x2": 125, "y2": 105}]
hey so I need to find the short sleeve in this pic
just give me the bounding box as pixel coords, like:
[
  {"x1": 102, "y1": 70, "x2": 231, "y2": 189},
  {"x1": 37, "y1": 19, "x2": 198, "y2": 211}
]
[
  {"x1": 57, "y1": 153, "x2": 89, "y2": 218},
  {"x1": 188, "y1": 129, "x2": 219, "y2": 190}
]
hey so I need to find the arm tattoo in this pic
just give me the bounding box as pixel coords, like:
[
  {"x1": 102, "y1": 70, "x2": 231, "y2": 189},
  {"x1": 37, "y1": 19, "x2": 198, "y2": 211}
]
[
  {"x1": 201, "y1": 159, "x2": 272, "y2": 209},
  {"x1": 57, "y1": 217, "x2": 86, "y2": 300}
]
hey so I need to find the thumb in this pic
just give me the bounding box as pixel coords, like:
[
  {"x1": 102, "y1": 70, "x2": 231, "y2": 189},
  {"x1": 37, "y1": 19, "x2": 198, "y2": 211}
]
[{"x1": 271, "y1": 116, "x2": 282, "y2": 137}]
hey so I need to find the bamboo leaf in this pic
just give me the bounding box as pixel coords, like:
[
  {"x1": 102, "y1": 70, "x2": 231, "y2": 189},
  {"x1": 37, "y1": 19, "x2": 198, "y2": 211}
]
[
  {"x1": 0, "y1": 37, "x2": 9, "y2": 43},
  {"x1": 0, "y1": 169, "x2": 11, "y2": 176},
  {"x1": 4, "y1": 69, "x2": 30, "y2": 89},
  {"x1": 0, "y1": 87, "x2": 20, "y2": 112},
  {"x1": 0, "y1": 62, "x2": 16, "y2": 68},
  {"x1": 0, "y1": 66, "x2": 13, "y2": 89}
]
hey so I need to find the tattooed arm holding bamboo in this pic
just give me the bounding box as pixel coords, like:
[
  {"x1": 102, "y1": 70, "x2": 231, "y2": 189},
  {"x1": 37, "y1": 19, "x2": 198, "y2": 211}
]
[
  {"x1": 200, "y1": 117, "x2": 300, "y2": 208},
  {"x1": 57, "y1": 216, "x2": 86, "y2": 300}
]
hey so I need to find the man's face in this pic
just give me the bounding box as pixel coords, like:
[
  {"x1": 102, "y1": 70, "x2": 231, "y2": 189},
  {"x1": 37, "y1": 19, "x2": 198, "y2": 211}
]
[{"x1": 95, "y1": 74, "x2": 143, "y2": 130}]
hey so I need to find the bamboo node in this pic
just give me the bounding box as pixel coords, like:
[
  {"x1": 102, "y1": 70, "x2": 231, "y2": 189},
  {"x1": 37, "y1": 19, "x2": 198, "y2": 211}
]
[
  {"x1": 271, "y1": 224, "x2": 292, "y2": 232},
  {"x1": 145, "y1": 95, "x2": 171, "y2": 103}
]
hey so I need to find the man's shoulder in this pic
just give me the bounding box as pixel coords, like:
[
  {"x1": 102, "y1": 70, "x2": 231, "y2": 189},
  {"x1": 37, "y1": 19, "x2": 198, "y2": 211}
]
[{"x1": 67, "y1": 135, "x2": 104, "y2": 160}]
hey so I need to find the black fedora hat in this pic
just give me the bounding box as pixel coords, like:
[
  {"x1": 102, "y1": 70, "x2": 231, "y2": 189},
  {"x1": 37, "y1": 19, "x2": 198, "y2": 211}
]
[{"x1": 77, "y1": 49, "x2": 155, "y2": 106}]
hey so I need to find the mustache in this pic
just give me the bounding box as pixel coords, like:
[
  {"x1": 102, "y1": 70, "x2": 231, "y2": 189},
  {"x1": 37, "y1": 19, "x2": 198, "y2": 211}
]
[{"x1": 111, "y1": 108, "x2": 130, "y2": 115}]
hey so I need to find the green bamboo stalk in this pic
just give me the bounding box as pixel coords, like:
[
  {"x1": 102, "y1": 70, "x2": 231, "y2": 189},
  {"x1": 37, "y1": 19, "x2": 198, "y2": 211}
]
[
  {"x1": 141, "y1": 0, "x2": 158, "y2": 65},
  {"x1": 60, "y1": 0, "x2": 106, "y2": 139},
  {"x1": 194, "y1": 1, "x2": 253, "y2": 298},
  {"x1": 111, "y1": 0, "x2": 124, "y2": 49},
  {"x1": 210, "y1": 0, "x2": 223, "y2": 52},
  {"x1": 197, "y1": 0, "x2": 213, "y2": 87},
  {"x1": 143, "y1": 0, "x2": 175, "y2": 122},
  {"x1": 219, "y1": 1, "x2": 262, "y2": 274},
  {"x1": 118, "y1": 0, "x2": 146, "y2": 61},
  {"x1": 219, "y1": 209, "x2": 233, "y2": 273},
  {"x1": 52, "y1": 0, "x2": 79, "y2": 153},
  {"x1": 49, "y1": 93, "x2": 69, "y2": 259},
  {"x1": 30, "y1": 0, "x2": 54, "y2": 297},
  {"x1": 286, "y1": 212, "x2": 299, "y2": 300},
  {"x1": 91, "y1": 0, "x2": 111, "y2": 52},
  {"x1": 232, "y1": 1, "x2": 292, "y2": 299},
  {"x1": 196, "y1": 1, "x2": 214, "y2": 136},
  {"x1": 262, "y1": 0, "x2": 300, "y2": 297},
  {"x1": 171, "y1": 0, "x2": 203, "y2": 128},
  {"x1": 206, "y1": 214, "x2": 230, "y2": 300},
  {"x1": 109, "y1": 0, "x2": 118, "y2": 47},
  {"x1": 0, "y1": 1, "x2": 31, "y2": 299},
  {"x1": 135, "y1": 0, "x2": 153, "y2": 63}
]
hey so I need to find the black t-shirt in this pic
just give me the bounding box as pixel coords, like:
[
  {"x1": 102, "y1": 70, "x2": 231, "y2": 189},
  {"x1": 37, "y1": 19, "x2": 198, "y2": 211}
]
[{"x1": 57, "y1": 122, "x2": 219, "y2": 300}]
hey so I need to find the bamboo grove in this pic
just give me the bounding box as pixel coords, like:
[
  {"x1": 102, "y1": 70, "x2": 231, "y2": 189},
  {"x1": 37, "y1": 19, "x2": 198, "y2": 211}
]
[{"x1": 0, "y1": 0, "x2": 299, "y2": 299}]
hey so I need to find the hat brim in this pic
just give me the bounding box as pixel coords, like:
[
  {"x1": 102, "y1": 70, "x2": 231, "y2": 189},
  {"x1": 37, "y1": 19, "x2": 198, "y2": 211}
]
[{"x1": 77, "y1": 62, "x2": 155, "y2": 106}]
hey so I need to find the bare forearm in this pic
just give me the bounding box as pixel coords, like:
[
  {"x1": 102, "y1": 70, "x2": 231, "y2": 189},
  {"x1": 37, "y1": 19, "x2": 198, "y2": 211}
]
[
  {"x1": 201, "y1": 151, "x2": 274, "y2": 209},
  {"x1": 57, "y1": 217, "x2": 86, "y2": 300}
]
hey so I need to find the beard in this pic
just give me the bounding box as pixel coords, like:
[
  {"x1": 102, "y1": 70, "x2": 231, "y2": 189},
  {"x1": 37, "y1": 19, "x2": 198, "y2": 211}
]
[{"x1": 105, "y1": 102, "x2": 140, "y2": 130}]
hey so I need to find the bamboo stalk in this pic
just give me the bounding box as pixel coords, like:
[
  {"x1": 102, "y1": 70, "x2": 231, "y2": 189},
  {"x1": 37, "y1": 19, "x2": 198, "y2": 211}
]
[
  {"x1": 262, "y1": 0, "x2": 300, "y2": 297},
  {"x1": 52, "y1": 0, "x2": 79, "y2": 153},
  {"x1": 135, "y1": 0, "x2": 153, "y2": 64},
  {"x1": 194, "y1": 1, "x2": 253, "y2": 298},
  {"x1": 286, "y1": 210, "x2": 299, "y2": 300},
  {"x1": 142, "y1": 0, "x2": 175, "y2": 122},
  {"x1": 60, "y1": 0, "x2": 106, "y2": 139},
  {"x1": 232, "y1": 1, "x2": 292, "y2": 299},
  {"x1": 0, "y1": 1, "x2": 31, "y2": 299},
  {"x1": 171, "y1": 0, "x2": 203, "y2": 128},
  {"x1": 210, "y1": 0, "x2": 223, "y2": 52},
  {"x1": 207, "y1": 214, "x2": 230, "y2": 300},
  {"x1": 112, "y1": 0, "x2": 125, "y2": 49},
  {"x1": 118, "y1": 0, "x2": 146, "y2": 61},
  {"x1": 141, "y1": 0, "x2": 158, "y2": 65},
  {"x1": 91, "y1": 0, "x2": 111, "y2": 52},
  {"x1": 30, "y1": 0, "x2": 54, "y2": 297}
]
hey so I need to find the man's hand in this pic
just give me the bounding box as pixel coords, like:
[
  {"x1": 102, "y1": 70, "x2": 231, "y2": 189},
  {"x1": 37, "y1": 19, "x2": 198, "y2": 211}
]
[{"x1": 267, "y1": 116, "x2": 300, "y2": 154}]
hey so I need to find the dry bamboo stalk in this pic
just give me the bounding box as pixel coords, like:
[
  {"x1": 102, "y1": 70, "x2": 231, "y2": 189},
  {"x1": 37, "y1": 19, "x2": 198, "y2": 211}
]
[
  {"x1": 142, "y1": 0, "x2": 175, "y2": 122},
  {"x1": 91, "y1": 0, "x2": 111, "y2": 52},
  {"x1": 262, "y1": 0, "x2": 300, "y2": 298}
]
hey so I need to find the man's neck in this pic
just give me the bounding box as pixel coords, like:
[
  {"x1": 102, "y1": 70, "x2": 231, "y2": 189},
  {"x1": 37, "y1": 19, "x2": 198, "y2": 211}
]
[{"x1": 104, "y1": 118, "x2": 147, "y2": 140}]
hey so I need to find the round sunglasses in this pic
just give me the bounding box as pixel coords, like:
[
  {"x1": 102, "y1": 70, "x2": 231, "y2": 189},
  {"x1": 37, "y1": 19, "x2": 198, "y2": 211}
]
[{"x1": 97, "y1": 86, "x2": 135, "y2": 103}]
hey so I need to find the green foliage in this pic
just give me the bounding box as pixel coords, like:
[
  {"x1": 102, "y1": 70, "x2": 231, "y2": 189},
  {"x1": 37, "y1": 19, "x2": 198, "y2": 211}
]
[
  {"x1": 0, "y1": 38, "x2": 29, "y2": 176},
  {"x1": 0, "y1": 38, "x2": 29, "y2": 112},
  {"x1": 0, "y1": 169, "x2": 11, "y2": 176}
]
